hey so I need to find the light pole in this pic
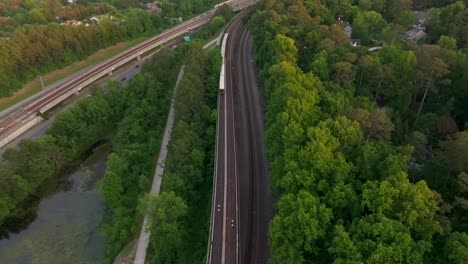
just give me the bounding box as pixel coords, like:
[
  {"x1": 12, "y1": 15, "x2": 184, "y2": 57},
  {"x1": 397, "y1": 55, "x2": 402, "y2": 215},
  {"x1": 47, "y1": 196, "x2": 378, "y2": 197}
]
[{"x1": 38, "y1": 76, "x2": 45, "y2": 89}]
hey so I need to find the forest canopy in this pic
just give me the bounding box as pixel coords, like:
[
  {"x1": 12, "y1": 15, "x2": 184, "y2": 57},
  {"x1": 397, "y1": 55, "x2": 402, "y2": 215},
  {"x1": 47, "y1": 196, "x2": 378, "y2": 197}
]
[{"x1": 249, "y1": 0, "x2": 468, "y2": 263}]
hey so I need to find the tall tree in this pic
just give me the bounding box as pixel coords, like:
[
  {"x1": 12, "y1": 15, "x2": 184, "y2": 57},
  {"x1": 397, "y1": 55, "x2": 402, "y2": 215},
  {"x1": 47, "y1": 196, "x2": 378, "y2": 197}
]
[
  {"x1": 352, "y1": 11, "x2": 387, "y2": 43},
  {"x1": 444, "y1": 232, "x2": 468, "y2": 264},
  {"x1": 414, "y1": 45, "x2": 450, "y2": 122},
  {"x1": 141, "y1": 192, "x2": 188, "y2": 264},
  {"x1": 270, "y1": 191, "x2": 333, "y2": 263}
]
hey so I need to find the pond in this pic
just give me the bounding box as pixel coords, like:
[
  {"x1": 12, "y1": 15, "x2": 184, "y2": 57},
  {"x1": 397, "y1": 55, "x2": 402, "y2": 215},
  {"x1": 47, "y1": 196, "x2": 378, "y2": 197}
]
[{"x1": 0, "y1": 147, "x2": 109, "y2": 264}]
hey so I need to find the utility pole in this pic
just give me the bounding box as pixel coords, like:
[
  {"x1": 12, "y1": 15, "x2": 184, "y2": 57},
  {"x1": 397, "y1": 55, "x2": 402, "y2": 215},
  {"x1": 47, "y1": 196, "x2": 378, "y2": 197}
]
[{"x1": 38, "y1": 76, "x2": 45, "y2": 89}]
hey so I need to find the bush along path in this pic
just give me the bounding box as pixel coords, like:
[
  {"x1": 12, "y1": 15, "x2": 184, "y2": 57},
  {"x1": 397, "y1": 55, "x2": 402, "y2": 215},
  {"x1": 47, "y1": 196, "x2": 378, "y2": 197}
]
[
  {"x1": 133, "y1": 65, "x2": 185, "y2": 264},
  {"x1": 138, "y1": 43, "x2": 222, "y2": 264}
]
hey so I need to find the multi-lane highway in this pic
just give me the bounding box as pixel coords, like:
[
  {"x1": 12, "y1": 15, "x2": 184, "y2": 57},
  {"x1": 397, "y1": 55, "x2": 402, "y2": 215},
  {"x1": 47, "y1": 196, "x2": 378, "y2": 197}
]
[
  {"x1": 209, "y1": 8, "x2": 271, "y2": 264},
  {"x1": 0, "y1": 0, "x2": 256, "y2": 149},
  {"x1": 0, "y1": 12, "x2": 214, "y2": 148}
]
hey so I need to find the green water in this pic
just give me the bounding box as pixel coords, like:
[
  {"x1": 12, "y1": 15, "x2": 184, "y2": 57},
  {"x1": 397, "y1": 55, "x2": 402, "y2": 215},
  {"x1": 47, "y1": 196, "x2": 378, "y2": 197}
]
[{"x1": 0, "y1": 148, "x2": 108, "y2": 264}]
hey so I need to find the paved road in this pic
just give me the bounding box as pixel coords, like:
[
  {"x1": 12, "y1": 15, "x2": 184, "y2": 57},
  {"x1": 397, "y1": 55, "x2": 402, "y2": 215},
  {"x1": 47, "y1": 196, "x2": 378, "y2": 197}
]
[{"x1": 209, "y1": 9, "x2": 271, "y2": 264}]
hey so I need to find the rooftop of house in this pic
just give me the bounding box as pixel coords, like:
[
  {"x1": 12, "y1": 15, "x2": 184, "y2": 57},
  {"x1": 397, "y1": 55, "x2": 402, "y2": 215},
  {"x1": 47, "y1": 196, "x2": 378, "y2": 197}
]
[
  {"x1": 335, "y1": 19, "x2": 352, "y2": 38},
  {"x1": 61, "y1": 19, "x2": 82, "y2": 26},
  {"x1": 351, "y1": 38, "x2": 361, "y2": 46},
  {"x1": 405, "y1": 26, "x2": 427, "y2": 39},
  {"x1": 89, "y1": 15, "x2": 115, "y2": 23},
  {"x1": 414, "y1": 10, "x2": 428, "y2": 23}
]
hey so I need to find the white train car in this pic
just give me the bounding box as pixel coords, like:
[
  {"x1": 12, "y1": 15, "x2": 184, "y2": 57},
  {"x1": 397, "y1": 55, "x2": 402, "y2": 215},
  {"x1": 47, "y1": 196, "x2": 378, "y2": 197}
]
[
  {"x1": 219, "y1": 33, "x2": 228, "y2": 94},
  {"x1": 221, "y1": 33, "x2": 228, "y2": 58},
  {"x1": 219, "y1": 63, "x2": 225, "y2": 94}
]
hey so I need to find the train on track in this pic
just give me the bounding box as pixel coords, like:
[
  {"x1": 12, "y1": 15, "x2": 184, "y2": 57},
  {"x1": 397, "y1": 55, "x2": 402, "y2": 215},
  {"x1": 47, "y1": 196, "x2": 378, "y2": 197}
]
[
  {"x1": 219, "y1": 63, "x2": 225, "y2": 94},
  {"x1": 219, "y1": 33, "x2": 228, "y2": 94}
]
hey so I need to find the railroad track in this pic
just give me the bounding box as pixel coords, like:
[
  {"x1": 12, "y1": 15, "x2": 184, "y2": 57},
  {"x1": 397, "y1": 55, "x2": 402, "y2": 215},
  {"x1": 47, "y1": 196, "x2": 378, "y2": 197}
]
[
  {"x1": 237, "y1": 26, "x2": 258, "y2": 263},
  {"x1": 209, "y1": 11, "x2": 246, "y2": 264},
  {"x1": 230, "y1": 14, "x2": 270, "y2": 264},
  {"x1": 0, "y1": 11, "x2": 215, "y2": 147},
  {"x1": 209, "y1": 6, "x2": 271, "y2": 263},
  {"x1": 0, "y1": 0, "x2": 258, "y2": 149}
]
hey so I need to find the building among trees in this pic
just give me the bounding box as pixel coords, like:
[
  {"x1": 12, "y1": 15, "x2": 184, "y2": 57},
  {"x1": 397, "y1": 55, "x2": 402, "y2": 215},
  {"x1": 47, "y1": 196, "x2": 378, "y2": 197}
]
[{"x1": 405, "y1": 26, "x2": 427, "y2": 41}]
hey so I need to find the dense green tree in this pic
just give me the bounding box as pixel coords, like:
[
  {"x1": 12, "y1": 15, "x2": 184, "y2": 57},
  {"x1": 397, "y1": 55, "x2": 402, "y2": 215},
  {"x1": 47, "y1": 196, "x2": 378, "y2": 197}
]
[
  {"x1": 349, "y1": 214, "x2": 431, "y2": 263},
  {"x1": 362, "y1": 173, "x2": 442, "y2": 240},
  {"x1": 444, "y1": 232, "x2": 468, "y2": 263},
  {"x1": 454, "y1": 172, "x2": 468, "y2": 210},
  {"x1": 377, "y1": 45, "x2": 416, "y2": 114},
  {"x1": 99, "y1": 154, "x2": 127, "y2": 209},
  {"x1": 426, "y1": 2, "x2": 468, "y2": 48},
  {"x1": 142, "y1": 192, "x2": 188, "y2": 264},
  {"x1": 348, "y1": 108, "x2": 395, "y2": 141},
  {"x1": 269, "y1": 34, "x2": 298, "y2": 66},
  {"x1": 405, "y1": 131, "x2": 429, "y2": 162},
  {"x1": 332, "y1": 61, "x2": 355, "y2": 87},
  {"x1": 394, "y1": 10, "x2": 418, "y2": 27},
  {"x1": 310, "y1": 50, "x2": 329, "y2": 81},
  {"x1": 270, "y1": 191, "x2": 333, "y2": 263},
  {"x1": 27, "y1": 8, "x2": 47, "y2": 24},
  {"x1": 328, "y1": 225, "x2": 363, "y2": 264},
  {"x1": 385, "y1": 0, "x2": 413, "y2": 20},
  {"x1": 438, "y1": 35, "x2": 458, "y2": 49},
  {"x1": 326, "y1": 0, "x2": 355, "y2": 19},
  {"x1": 249, "y1": 1, "x2": 468, "y2": 262},
  {"x1": 414, "y1": 45, "x2": 451, "y2": 122},
  {"x1": 352, "y1": 11, "x2": 387, "y2": 43},
  {"x1": 0, "y1": 135, "x2": 63, "y2": 226},
  {"x1": 355, "y1": 55, "x2": 382, "y2": 98},
  {"x1": 137, "y1": 45, "x2": 220, "y2": 263},
  {"x1": 358, "y1": 0, "x2": 385, "y2": 13},
  {"x1": 436, "y1": 132, "x2": 468, "y2": 173}
]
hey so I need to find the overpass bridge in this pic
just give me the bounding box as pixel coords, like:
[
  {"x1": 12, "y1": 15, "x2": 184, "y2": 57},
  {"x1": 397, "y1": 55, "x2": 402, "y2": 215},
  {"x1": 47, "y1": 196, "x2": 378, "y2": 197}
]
[{"x1": 0, "y1": 0, "x2": 256, "y2": 149}]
